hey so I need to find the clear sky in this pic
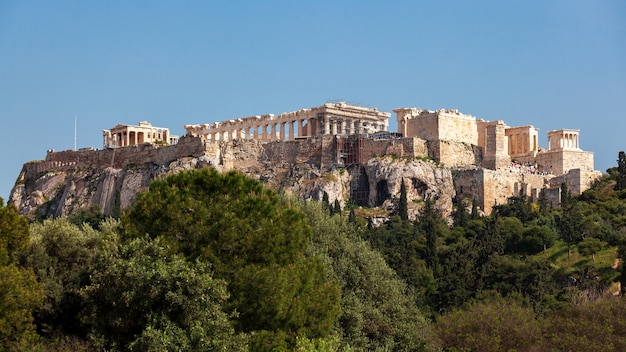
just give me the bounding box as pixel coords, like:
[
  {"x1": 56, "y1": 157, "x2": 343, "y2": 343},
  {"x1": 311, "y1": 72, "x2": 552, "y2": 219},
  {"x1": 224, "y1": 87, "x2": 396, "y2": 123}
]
[{"x1": 1, "y1": 1, "x2": 625, "y2": 202}]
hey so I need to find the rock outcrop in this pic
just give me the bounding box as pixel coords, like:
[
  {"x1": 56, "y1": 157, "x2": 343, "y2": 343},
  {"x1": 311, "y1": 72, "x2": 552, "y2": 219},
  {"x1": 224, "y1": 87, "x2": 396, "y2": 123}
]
[{"x1": 9, "y1": 136, "x2": 457, "y2": 222}]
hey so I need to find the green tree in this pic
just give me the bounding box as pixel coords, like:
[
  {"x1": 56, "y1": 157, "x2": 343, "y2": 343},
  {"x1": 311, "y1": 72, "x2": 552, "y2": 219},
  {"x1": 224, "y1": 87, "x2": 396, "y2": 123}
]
[
  {"x1": 67, "y1": 204, "x2": 107, "y2": 230},
  {"x1": 82, "y1": 236, "x2": 247, "y2": 351},
  {"x1": 616, "y1": 151, "x2": 626, "y2": 191},
  {"x1": 416, "y1": 200, "x2": 446, "y2": 274},
  {"x1": 21, "y1": 218, "x2": 105, "y2": 337},
  {"x1": 618, "y1": 235, "x2": 626, "y2": 296},
  {"x1": 452, "y1": 196, "x2": 470, "y2": 227},
  {"x1": 348, "y1": 208, "x2": 357, "y2": 224},
  {"x1": 302, "y1": 202, "x2": 434, "y2": 351},
  {"x1": 398, "y1": 180, "x2": 409, "y2": 221},
  {"x1": 332, "y1": 199, "x2": 342, "y2": 216},
  {"x1": 0, "y1": 264, "x2": 43, "y2": 350},
  {"x1": 435, "y1": 295, "x2": 542, "y2": 352},
  {"x1": 577, "y1": 237, "x2": 604, "y2": 261},
  {"x1": 122, "y1": 169, "x2": 340, "y2": 347},
  {"x1": 560, "y1": 182, "x2": 572, "y2": 206},
  {"x1": 558, "y1": 203, "x2": 585, "y2": 258},
  {"x1": 0, "y1": 199, "x2": 43, "y2": 350},
  {"x1": 0, "y1": 199, "x2": 30, "y2": 266}
]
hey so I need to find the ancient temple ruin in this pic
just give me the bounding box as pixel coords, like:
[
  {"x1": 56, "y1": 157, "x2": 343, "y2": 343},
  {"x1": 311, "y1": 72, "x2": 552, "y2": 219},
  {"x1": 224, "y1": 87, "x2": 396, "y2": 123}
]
[
  {"x1": 103, "y1": 121, "x2": 179, "y2": 148},
  {"x1": 394, "y1": 107, "x2": 600, "y2": 212},
  {"x1": 33, "y1": 102, "x2": 596, "y2": 217},
  {"x1": 183, "y1": 102, "x2": 390, "y2": 142}
]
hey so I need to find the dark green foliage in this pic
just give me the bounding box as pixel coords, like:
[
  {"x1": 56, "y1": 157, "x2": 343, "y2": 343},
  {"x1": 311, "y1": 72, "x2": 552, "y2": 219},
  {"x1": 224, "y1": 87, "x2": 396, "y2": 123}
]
[
  {"x1": 398, "y1": 181, "x2": 409, "y2": 221},
  {"x1": 560, "y1": 181, "x2": 572, "y2": 205},
  {"x1": 0, "y1": 199, "x2": 43, "y2": 350},
  {"x1": 67, "y1": 204, "x2": 107, "y2": 230},
  {"x1": 0, "y1": 198, "x2": 30, "y2": 266},
  {"x1": 322, "y1": 191, "x2": 330, "y2": 212},
  {"x1": 81, "y1": 236, "x2": 247, "y2": 351},
  {"x1": 492, "y1": 195, "x2": 537, "y2": 223},
  {"x1": 348, "y1": 208, "x2": 357, "y2": 224},
  {"x1": 231, "y1": 257, "x2": 340, "y2": 338},
  {"x1": 541, "y1": 297, "x2": 626, "y2": 351},
  {"x1": 558, "y1": 202, "x2": 586, "y2": 257},
  {"x1": 332, "y1": 199, "x2": 341, "y2": 215},
  {"x1": 470, "y1": 198, "x2": 480, "y2": 219},
  {"x1": 416, "y1": 200, "x2": 446, "y2": 274},
  {"x1": 123, "y1": 169, "x2": 310, "y2": 270},
  {"x1": 616, "y1": 151, "x2": 626, "y2": 191},
  {"x1": 437, "y1": 241, "x2": 478, "y2": 311},
  {"x1": 577, "y1": 237, "x2": 605, "y2": 261},
  {"x1": 435, "y1": 295, "x2": 542, "y2": 352},
  {"x1": 0, "y1": 264, "x2": 43, "y2": 350},
  {"x1": 303, "y1": 202, "x2": 434, "y2": 351},
  {"x1": 452, "y1": 196, "x2": 469, "y2": 227},
  {"x1": 364, "y1": 216, "x2": 438, "y2": 309},
  {"x1": 21, "y1": 218, "x2": 105, "y2": 336},
  {"x1": 122, "y1": 169, "x2": 340, "y2": 347}
]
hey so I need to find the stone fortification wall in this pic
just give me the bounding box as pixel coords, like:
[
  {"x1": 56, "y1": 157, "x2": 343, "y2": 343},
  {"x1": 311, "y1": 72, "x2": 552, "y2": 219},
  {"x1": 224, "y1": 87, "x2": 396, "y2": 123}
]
[
  {"x1": 548, "y1": 168, "x2": 602, "y2": 196},
  {"x1": 429, "y1": 140, "x2": 482, "y2": 167},
  {"x1": 455, "y1": 168, "x2": 551, "y2": 214},
  {"x1": 535, "y1": 150, "x2": 595, "y2": 175},
  {"x1": 26, "y1": 135, "x2": 207, "y2": 175},
  {"x1": 262, "y1": 137, "x2": 325, "y2": 168},
  {"x1": 358, "y1": 136, "x2": 428, "y2": 161}
]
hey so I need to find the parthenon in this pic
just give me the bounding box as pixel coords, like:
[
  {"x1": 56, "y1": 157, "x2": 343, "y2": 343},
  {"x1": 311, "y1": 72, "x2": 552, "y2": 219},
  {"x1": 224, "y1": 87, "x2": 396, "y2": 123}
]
[{"x1": 183, "y1": 102, "x2": 390, "y2": 142}]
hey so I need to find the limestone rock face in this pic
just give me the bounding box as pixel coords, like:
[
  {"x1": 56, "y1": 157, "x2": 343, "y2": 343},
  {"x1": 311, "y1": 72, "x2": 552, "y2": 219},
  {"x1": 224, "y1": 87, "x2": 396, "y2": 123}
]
[
  {"x1": 363, "y1": 157, "x2": 455, "y2": 220},
  {"x1": 10, "y1": 153, "x2": 457, "y2": 223}
]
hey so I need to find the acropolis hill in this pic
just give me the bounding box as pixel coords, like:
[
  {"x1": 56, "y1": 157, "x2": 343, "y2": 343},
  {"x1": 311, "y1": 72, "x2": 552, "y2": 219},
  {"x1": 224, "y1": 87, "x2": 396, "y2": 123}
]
[{"x1": 10, "y1": 102, "x2": 601, "y2": 221}]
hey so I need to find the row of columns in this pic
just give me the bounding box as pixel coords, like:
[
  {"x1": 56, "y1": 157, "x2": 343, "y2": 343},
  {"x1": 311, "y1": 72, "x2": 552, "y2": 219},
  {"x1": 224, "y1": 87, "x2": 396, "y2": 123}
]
[
  {"x1": 559, "y1": 133, "x2": 579, "y2": 149},
  {"x1": 202, "y1": 117, "x2": 386, "y2": 143},
  {"x1": 548, "y1": 132, "x2": 580, "y2": 151},
  {"x1": 205, "y1": 119, "x2": 309, "y2": 142},
  {"x1": 104, "y1": 129, "x2": 170, "y2": 148}
]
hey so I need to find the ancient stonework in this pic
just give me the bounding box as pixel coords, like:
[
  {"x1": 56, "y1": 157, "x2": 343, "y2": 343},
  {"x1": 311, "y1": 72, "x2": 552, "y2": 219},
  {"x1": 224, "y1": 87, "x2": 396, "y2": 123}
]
[{"x1": 9, "y1": 102, "x2": 602, "y2": 220}]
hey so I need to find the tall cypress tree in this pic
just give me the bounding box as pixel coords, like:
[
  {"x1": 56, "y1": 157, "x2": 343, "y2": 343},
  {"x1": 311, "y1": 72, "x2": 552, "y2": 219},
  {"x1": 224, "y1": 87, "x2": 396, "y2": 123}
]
[
  {"x1": 616, "y1": 151, "x2": 626, "y2": 191},
  {"x1": 560, "y1": 182, "x2": 571, "y2": 206},
  {"x1": 399, "y1": 180, "x2": 409, "y2": 221}
]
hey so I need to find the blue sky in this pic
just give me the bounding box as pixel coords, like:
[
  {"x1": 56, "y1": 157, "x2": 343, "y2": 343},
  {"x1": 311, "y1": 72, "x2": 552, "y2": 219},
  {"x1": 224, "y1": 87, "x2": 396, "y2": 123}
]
[{"x1": 1, "y1": 1, "x2": 625, "y2": 202}]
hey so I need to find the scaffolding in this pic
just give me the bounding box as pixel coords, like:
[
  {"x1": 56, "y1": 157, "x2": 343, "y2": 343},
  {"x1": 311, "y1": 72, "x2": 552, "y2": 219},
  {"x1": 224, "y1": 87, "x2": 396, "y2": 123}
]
[{"x1": 337, "y1": 135, "x2": 368, "y2": 206}]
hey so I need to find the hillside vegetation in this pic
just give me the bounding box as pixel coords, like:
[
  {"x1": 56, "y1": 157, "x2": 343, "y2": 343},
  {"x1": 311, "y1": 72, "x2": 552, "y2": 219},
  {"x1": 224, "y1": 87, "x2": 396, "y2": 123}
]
[{"x1": 1, "y1": 152, "x2": 626, "y2": 351}]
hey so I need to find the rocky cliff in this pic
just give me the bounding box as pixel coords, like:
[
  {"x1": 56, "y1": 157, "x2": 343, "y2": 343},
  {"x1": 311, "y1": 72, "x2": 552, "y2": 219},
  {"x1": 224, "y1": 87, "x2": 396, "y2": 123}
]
[{"x1": 9, "y1": 135, "x2": 457, "y2": 222}]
